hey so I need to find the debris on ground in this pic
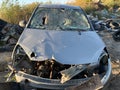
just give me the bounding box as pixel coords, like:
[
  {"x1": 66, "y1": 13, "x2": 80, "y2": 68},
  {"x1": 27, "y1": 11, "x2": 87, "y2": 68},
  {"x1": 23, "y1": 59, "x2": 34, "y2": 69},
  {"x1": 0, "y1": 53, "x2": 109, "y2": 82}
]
[
  {"x1": 1, "y1": 23, "x2": 24, "y2": 45},
  {"x1": 0, "y1": 19, "x2": 24, "y2": 51},
  {"x1": 88, "y1": 3, "x2": 120, "y2": 32},
  {"x1": 0, "y1": 19, "x2": 7, "y2": 31}
]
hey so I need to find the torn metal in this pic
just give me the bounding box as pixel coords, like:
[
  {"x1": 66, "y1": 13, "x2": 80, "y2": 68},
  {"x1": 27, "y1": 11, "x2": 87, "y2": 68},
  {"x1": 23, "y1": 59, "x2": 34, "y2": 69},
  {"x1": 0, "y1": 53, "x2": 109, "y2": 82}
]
[
  {"x1": 12, "y1": 58, "x2": 111, "y2": 89},
  {"x1": 7, "y1": 55, "x2": 111, "y2": 89},
  {"x1": 60, "y1": 65, "x2": 88, "y2": 83}
]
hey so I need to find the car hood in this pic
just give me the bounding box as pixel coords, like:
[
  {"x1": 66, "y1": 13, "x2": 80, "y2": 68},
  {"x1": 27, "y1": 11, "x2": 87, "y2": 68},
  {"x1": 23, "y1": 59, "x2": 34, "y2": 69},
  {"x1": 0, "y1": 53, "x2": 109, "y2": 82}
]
[{"x1": 17, "y1": 29, "x2": 105, "y2": 64}]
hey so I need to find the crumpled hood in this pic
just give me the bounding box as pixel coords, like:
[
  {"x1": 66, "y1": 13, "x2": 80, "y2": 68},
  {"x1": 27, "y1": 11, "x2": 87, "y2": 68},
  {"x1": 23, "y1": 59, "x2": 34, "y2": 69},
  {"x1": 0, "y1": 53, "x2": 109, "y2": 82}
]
[{"x1": 17, "y1": 29, "x2": 105, "y2": 64}]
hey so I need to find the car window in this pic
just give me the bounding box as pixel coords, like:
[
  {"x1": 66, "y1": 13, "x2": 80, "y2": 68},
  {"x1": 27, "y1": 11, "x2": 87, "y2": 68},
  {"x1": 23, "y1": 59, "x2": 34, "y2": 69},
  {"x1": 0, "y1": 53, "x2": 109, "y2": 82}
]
[{"x1": 28, "y1": 8, "x2": 90, "y2": 31}]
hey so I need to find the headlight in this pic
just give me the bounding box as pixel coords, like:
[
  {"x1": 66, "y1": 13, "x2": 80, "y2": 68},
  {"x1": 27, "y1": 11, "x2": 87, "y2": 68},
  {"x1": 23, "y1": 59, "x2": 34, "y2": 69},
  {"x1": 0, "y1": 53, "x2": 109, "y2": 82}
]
[
  {"x1": 13, "y1": 45, "x2": 26, "y2": 65},
  {"x1": 12, "y1": 45, "x2": 33, "y2": 74},
  {"x1": 99, "y1": 50, "x2": 109, "y2": 65},
  {"x1": 98, "y1": 50, "x2": 109, "y2": 74},
  {"x1": 83, "y1": 50, "x2": 109, "y2": 77}
]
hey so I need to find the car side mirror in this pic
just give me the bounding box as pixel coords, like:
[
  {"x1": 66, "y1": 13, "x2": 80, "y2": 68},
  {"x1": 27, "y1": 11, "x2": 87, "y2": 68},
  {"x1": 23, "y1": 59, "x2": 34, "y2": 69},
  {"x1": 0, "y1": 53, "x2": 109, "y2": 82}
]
[{"x1": 19, "y1": 20, "x2": 27, "y2": 28}]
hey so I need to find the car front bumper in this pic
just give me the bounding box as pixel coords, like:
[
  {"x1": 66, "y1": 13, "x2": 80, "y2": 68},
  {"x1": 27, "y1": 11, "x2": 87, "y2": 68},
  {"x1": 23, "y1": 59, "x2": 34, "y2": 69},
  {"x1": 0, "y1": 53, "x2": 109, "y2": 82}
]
[{"x1": 15, "y1": 59, "x2": 112, "y2": 90}]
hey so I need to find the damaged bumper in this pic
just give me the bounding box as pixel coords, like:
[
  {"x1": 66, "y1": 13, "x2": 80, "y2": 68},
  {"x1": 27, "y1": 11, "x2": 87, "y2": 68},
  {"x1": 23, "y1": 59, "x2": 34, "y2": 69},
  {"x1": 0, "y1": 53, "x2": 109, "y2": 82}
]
[
  {"x1": 15, "y1": 59, "x2": 111, "y2": 90},
  {"x1": 16, "y1": 71, "x2": 89, "y2": 89},
  {"x1": 101, "y1": 58, "x2": 111, "y2": 85}
]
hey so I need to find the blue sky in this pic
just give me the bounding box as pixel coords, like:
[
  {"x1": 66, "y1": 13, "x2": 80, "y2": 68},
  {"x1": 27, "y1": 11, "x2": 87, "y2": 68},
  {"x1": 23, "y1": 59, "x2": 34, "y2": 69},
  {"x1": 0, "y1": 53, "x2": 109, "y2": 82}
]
[{"x1": 0, "y1": 0, "x2": 73, "y2": 5}]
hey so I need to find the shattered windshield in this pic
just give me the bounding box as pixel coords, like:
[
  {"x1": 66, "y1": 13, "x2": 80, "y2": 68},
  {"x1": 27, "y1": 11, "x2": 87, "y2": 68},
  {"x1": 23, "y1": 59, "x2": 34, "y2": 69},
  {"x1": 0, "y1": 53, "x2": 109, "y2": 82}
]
[{"x1": 28, "y1": 8, "x2": 90, "y2": 31}]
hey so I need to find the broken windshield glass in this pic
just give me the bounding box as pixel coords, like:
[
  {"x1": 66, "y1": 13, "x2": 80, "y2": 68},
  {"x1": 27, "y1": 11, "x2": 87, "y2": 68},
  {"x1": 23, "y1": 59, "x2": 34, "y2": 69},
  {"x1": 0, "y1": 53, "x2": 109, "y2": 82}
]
[{"x1": 28, "y1": 8, "x2": 90, "y2": 31}]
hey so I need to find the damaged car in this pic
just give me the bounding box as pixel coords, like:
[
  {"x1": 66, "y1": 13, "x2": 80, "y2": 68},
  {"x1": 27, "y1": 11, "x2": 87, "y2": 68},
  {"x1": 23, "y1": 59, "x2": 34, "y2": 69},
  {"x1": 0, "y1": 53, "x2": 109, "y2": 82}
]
[{"x1": 8, "y1": 4, "x2": 111, "y2": 90}]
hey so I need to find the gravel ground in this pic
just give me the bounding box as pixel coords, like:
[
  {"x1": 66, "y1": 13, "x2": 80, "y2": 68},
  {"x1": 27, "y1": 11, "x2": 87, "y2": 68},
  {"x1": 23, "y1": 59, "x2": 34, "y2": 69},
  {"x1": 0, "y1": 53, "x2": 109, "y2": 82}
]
[{"x1": 0, "y1": 31, "x2": 120, "y2": 90}]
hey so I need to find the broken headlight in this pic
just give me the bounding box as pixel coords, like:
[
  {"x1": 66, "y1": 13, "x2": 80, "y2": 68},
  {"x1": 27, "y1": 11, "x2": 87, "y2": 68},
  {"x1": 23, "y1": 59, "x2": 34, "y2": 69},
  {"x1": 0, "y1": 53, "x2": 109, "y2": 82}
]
[
  {"x1": 99, "y1": 50, "x2": 109, "y2": 65},
  {"x1": 74, "y1": 50, "x2": 109, "y2": 79},
  {"x1": 98, "y1": 50, "x2": 109, "y2": 74},
  {"x1": 12, "y1": 45, "x2": 33, "y2": 74},
  {"x1": 13, "y1": 45, "x2": 26, "y2": 64}
]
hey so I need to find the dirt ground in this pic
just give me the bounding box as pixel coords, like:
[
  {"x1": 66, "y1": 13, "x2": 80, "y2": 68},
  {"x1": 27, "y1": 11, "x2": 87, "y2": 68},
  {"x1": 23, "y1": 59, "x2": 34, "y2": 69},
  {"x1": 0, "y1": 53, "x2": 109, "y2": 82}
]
[
  {"x1": 98, "y1": 31, "x2": 120, "y2": 90},
  {"x1": 0, "y1": 31, "x2": 120, "y2": 90}
]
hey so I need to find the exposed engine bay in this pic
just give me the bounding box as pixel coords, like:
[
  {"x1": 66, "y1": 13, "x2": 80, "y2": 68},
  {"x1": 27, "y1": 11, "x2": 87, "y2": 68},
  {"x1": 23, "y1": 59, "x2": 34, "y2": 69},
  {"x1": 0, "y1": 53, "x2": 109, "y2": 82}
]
[{"x1": 12, "y1": 45, "x2": 108, "y2": 83}]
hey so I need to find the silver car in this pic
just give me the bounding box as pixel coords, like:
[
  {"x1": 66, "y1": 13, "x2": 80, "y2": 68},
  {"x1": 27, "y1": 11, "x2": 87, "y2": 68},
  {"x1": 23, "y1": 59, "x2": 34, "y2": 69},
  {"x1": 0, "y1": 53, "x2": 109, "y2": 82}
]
[{"x1": 10, "y1": 4, "x2": 111, "y2": 90}]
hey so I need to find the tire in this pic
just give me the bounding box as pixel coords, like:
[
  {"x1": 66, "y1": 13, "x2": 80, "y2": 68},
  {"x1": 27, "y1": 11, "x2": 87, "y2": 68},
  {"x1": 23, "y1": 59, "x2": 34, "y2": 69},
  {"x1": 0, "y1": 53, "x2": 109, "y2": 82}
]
[{"x1": 113, "y1": 30, "x2": 120, "y2": 42}]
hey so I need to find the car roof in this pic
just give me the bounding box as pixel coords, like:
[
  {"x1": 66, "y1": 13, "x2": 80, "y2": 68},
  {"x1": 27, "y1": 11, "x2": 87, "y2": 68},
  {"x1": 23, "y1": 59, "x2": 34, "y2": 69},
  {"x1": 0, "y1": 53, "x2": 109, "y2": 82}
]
[{"x1": 38, "y1": 4, "x2": 81, "y2": 9}]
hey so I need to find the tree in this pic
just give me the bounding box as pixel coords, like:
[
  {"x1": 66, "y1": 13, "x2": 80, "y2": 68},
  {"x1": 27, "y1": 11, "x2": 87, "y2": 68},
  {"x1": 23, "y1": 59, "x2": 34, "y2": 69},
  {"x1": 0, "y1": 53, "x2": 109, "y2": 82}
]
[
  {"x1": 0, "y1": 0, "x2": 39, "y2": 24},
  {"x1": 68, "y1": 0, "x2": 93, "y2": 8}
]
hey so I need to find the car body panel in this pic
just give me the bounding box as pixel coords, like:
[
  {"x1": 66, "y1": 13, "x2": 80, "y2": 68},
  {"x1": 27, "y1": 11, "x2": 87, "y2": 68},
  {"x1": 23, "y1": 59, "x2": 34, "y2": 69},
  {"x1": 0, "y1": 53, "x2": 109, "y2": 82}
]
[{"x1": 17, "y1": 28, "x2": 105, "y2": 64}]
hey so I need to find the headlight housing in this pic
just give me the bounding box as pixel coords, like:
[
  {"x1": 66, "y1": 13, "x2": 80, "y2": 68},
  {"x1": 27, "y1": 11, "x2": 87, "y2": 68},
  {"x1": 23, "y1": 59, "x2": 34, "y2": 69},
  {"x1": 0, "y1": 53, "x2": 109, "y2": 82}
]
[
  {"x1": 99, "y1": 50, "x2": 109, "y2": 65},
  {"x1": 13, "y1": 45, "x2": 26, "y2": 65},
  {"x1": 82, "y1": 49, "x2": 109, "y2": 78},
  {"x1": 12, "y1": 45, "x2": 33, "y2": 74},
  {"x1": 98, "y1": 49, "x2": 109, "y2": 75}
]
